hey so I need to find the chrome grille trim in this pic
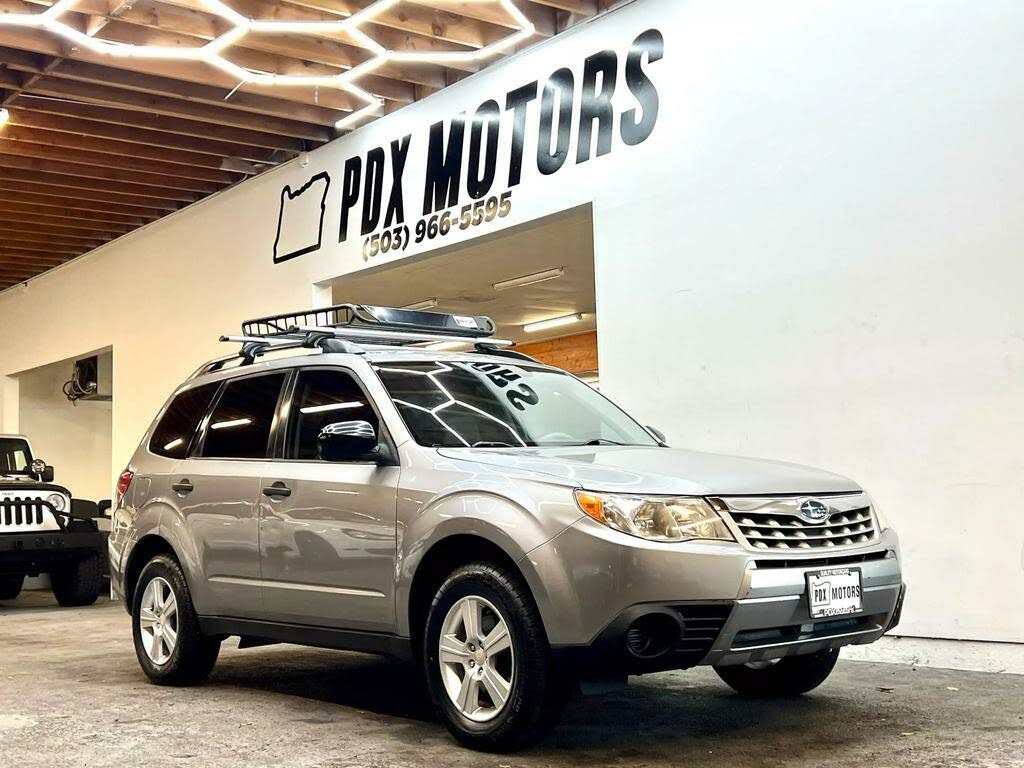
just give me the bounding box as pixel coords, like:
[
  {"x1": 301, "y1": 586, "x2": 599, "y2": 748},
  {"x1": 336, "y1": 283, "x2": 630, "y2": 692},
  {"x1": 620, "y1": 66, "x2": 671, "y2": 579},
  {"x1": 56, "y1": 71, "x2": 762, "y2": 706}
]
[{"x1": 713, "y1": 492, "x2": 878, "y2": 551}]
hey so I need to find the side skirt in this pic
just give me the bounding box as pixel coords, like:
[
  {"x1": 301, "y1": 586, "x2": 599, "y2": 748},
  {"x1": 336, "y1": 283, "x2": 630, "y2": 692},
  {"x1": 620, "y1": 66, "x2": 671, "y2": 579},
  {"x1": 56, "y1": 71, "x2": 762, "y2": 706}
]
[{"x1": 198, "y1": 616, "x2": 413, "y2": 661}]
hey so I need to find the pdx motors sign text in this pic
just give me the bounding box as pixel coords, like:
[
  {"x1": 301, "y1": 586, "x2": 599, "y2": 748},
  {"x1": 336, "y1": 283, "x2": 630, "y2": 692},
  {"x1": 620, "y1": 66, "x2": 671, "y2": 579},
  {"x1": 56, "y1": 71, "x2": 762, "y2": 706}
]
[{"x1": 272, "y1": 29, "x2": 664, "y2": 264}]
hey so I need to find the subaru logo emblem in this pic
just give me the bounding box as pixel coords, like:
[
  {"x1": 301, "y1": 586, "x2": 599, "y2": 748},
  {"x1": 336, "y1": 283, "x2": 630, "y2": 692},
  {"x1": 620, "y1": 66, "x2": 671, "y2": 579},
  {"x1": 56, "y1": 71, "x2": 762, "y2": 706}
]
[{"x1": 798, "y1": 498, "x2": 830, "y2": 523}]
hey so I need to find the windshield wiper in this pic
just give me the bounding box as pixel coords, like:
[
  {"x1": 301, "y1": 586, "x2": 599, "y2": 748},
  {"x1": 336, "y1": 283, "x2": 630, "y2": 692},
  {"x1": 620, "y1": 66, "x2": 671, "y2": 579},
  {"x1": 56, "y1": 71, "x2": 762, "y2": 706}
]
[
  {"x1": 583, "y1": 438, "x2": 627, "y2": 446},
  {"x1": 472, "y1": 441, "x2": 515, "y2": 448}
]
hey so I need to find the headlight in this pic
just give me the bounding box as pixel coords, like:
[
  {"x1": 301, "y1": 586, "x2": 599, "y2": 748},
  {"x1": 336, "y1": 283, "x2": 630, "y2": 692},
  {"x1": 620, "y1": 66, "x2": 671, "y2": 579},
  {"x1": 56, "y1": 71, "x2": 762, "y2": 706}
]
[
  {"x1": 45, "y1": 493, "x2": 66, "y2": 512},
  {"x1": 575, "y1": 490, "x2": 734, "y2": 542}
]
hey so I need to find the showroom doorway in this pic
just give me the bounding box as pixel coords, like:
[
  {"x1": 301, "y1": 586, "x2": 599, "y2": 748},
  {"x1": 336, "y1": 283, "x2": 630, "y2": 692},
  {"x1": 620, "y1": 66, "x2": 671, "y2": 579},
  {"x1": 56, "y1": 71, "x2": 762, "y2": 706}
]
[
  {"x1": 15, "y1": 349, "x2": 113, "y2": 503},
  {"x1": 329, "y1": 205, "x2": 598, "y2": 381}
]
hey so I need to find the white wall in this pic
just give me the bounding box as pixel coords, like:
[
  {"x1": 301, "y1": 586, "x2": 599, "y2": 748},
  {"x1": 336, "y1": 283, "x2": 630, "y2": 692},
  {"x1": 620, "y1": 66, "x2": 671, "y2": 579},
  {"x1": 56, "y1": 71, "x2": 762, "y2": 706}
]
[
  {"x1": 0, "y1": 0, "x2": 1021, "y2": 643},
  {"x1": 17, "y1": 352, "x2": 113, "y2": 501}
]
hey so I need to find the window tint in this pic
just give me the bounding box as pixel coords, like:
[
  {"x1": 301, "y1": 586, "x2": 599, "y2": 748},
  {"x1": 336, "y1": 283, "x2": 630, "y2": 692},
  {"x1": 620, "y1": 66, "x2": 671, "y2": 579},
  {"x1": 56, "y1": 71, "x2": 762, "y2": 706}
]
[
  {"x1": 200, "y1": 374, "x2": 286, "y2": 459},
  {"x1": 149, "y1": 383, "x2": 219, "y2": 459},
  {"x1": 374, "y1": 360, "x2": 657, "y2": 448},
  {"x1": 286, "y1": 369, "x2": 379, "y2": 460}
]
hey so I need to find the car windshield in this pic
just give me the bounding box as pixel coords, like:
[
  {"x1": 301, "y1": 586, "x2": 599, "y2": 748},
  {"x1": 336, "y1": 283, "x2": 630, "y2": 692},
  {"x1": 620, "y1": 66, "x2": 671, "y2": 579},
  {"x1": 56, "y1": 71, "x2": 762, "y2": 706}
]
[
  {"x1": 0, "y1": 437, "x2": 33, "y2": 475},
  {"x1": 373, "y1": 360, "x2": 659, "y2": 448}
]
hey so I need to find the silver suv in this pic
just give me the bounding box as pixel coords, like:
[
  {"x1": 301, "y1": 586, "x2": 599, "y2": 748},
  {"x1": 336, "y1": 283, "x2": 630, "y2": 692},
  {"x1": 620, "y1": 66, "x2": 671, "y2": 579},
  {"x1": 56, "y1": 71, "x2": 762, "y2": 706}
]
[{"x1": 110, "y1": 304, "x2": 905, "y2": 751}]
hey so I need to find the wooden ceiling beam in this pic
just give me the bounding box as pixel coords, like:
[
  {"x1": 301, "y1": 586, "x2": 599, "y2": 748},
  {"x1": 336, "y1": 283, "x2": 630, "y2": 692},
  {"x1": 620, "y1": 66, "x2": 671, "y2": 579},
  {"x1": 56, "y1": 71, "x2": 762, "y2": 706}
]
[
  {"x1": 0, "y1": 240, "x2": 85, "y2": 258},
  {"x1": 0, "y1": 122, "x2": 256, "y2": 175},
  {"x1": 0, "y1": 136, "x2": 242, "y2": 185},
  {"x1": 19, "y1": 76, "x2": 332, "y2": 142},
  {"x1": 32, "y1": 56, "x2": 353, "y2": 125},
  {"x1": 524, "y1": 0, "x2": 597, "y2": 14},
  {"x1": 0, "y1": 176, "x2": 182, "y2": 213},
  {"x1": 7, "y1": 98, "x2": 289, "y2": 161},
  {"x1": 0, "y1": 252, "x2": 72, "y2": 266},
  {"x1": 0, "y1": 199, "x2": 153, "y2": 227},
  {"x1": 0, "y1": 217, "x2": 123, "y2": 242},
  {"x1": 408, "y1": 0, "x2": 557, "y2": 37},
  {"x1": 0, "y1": 209, "x2": 134, "y2": 235},
  {"x1": 0, "y1": 151, "x2": 223, "y2": 195},
  {"x1": 1, "y1": 231, "x2": 106, "y2": 251},
  {"x1": 0, "y1": 165, "x2": 200, "y2": 205},
  {"x1": 0, "y1": 246, "x2": 74, "y2": 262}
]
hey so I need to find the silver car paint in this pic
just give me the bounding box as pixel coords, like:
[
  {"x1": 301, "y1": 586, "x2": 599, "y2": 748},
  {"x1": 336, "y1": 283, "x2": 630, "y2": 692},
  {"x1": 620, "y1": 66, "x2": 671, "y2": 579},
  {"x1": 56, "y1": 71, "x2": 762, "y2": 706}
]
[{"x1": 111, "y1": 349, "x2": 903, "y2": 661}]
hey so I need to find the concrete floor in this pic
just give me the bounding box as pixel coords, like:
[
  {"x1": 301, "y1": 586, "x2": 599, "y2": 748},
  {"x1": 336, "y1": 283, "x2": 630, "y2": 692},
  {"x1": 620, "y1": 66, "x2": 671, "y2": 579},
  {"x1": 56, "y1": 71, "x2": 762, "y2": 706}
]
[{"x1": 1, "y1": 592, "x2": 1021, "y2": 768}]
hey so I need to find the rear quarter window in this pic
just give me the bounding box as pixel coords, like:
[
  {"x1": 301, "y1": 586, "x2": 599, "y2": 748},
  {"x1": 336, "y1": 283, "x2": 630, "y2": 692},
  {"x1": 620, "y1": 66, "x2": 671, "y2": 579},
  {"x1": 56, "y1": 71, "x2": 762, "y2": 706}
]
[{"x1": 149, "y1": 383, "x2": 219, "y2": 459}]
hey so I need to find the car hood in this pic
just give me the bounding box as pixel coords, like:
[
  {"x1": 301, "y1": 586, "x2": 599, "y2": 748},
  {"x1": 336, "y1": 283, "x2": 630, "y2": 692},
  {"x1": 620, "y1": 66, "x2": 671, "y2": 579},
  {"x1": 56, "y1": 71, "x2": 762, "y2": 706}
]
[{"x1": 435, "y1": 445, "x2": 860, "y2": 496}]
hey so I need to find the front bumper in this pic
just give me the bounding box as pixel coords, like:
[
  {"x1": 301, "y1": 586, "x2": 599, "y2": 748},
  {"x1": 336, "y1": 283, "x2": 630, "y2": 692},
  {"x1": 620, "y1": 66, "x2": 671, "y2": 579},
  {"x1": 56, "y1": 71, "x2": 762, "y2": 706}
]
[
  {"x1": 0, "y1": 530, "x2": 107, "y2": 575},
  {"x1": 524, "y1": 517, "x2": 903, "y2": 674}
]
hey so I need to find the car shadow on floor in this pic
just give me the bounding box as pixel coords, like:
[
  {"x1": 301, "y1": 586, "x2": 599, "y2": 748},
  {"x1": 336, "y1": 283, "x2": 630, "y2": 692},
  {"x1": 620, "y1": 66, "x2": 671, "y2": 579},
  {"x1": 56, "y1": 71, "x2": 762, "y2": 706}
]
[{"x1": 206, "y1": 646, "x2": 903, "y2": 758}]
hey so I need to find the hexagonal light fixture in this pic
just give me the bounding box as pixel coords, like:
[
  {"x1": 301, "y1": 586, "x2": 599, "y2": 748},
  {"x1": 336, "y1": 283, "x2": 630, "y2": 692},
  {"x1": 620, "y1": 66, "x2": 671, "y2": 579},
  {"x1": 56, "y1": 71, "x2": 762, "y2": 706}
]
[{"x1": 0, "y1": 0, "x2": 536, "y2": 130}]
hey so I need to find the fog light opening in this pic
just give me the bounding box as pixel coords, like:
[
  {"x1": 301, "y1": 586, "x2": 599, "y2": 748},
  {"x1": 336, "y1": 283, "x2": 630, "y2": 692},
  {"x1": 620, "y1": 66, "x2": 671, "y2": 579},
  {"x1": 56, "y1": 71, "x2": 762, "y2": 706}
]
[{"x1": 625, "y1": 614, "x2": 679, "y2": 659}]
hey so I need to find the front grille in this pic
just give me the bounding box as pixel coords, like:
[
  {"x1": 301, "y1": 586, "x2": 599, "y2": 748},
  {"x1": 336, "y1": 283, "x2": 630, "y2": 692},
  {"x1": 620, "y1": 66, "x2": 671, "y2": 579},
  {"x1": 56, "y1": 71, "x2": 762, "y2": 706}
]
[
  {"x1": 715, "y1": 493, "x2": 877, "y2": 551},
  {"x1": 0, "y1": 498, "x2": 53, "y2": 529},
  {"x1": 672, "y1": 603, "x2": 733, "y2": 665}
]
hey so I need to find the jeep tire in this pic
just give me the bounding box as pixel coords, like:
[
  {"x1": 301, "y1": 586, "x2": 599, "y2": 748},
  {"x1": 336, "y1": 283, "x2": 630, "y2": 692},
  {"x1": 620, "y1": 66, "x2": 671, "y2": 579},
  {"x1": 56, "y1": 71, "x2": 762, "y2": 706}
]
[
  {"x1": 423, "y1": 562, "x2": 570, "y2": 752},
  {"x1": 132, "y1": 555, "x2": 220, "y2": 686},
  {"x1": 51, "y1": 552, "x2": 103, "y2": 607},
  {"x1": 714, "y1": 648, "x2": 840, "y2": 697}
]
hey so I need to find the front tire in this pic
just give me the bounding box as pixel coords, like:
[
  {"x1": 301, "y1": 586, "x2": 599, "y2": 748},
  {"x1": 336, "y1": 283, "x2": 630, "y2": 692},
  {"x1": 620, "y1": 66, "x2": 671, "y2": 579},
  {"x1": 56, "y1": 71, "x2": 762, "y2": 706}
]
[
  {"x1": 714, "y1": 648, "x2": 840, "y2": 697},
  {"x1": 423, "y1": 562, "x2": 569, "y2": 752},
  {"x1": 51, "y1": 552, "x2": 103, "y2": 607},
  {"x1": 132, "y1": 555, "x2": 220, "y2": 686},
  {"x1": 0, "y1": 574, "x2": 24, "y2": 600}
]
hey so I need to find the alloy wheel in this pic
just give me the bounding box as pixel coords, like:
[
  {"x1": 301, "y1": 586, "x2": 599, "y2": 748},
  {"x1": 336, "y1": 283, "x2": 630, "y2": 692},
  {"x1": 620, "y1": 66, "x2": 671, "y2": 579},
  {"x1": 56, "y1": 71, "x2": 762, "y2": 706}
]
[
  {"x1": 438, "y1": 595, "x2": 515, "y2": 722},
  {"x1": 139, "y1": 576, "x2": 179, "y2": 665}
]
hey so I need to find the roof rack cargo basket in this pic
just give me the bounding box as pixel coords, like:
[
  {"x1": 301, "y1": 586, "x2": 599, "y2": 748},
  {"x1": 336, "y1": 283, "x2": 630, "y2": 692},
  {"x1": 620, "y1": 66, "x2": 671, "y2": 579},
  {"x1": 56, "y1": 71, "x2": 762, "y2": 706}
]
[{"x1": 241, "y1": 303, "x2": 497, "y2": 343}]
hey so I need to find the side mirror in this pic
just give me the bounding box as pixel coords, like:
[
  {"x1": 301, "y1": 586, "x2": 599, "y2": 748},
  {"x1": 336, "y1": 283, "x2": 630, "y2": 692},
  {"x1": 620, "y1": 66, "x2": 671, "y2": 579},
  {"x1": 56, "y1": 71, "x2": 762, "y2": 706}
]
[
  {"x1": 98, "y1": 499, "x2": 112, "y2": 517},
  {"x1": 31, "y1": 459, "x2": 54, "y2": 483},
  {"x1": 318, "y1": 420, "x2": 380, "y2": 462},
  {"x1": 646, "y1": 425, "x2": 667, "y2": 445}
]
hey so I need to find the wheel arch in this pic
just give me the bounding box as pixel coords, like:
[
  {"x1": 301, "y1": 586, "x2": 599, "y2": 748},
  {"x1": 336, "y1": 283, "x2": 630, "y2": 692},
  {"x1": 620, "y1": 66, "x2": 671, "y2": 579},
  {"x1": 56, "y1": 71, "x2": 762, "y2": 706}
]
[
  {"x1": 404, "y1": 532, "x2": 542, "y2": 656},
  {"x1": 122, "y1": 533, "x2": 180, "y2": 609}
]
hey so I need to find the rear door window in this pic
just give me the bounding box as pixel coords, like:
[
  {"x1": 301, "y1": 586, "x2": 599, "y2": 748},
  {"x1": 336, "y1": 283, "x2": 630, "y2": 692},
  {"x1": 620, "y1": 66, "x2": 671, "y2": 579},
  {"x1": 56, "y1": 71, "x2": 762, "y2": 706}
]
[
  {"x1": 200, "y1": 373, "x2": 287, "y2": 460},
  {"x1": 285, "y1": 368, "x2": 379, "y2": 460},
  {"x1": 149, "y1": 383, "x2": 219, "y2": 459}
]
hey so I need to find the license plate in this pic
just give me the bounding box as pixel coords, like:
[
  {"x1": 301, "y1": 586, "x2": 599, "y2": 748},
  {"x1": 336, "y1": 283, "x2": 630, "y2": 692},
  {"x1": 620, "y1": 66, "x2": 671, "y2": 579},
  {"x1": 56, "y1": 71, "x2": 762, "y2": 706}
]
[{"x1": 807, "y1": 568, "x2": 863, "y2": 618}]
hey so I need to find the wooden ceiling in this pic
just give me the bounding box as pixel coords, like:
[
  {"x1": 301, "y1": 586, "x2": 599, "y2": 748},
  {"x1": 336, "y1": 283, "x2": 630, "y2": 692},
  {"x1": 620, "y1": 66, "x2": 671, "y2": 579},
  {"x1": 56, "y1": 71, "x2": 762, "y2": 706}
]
[{"x1": 0, "y1": 0, "x2": 607, "y2": 291}]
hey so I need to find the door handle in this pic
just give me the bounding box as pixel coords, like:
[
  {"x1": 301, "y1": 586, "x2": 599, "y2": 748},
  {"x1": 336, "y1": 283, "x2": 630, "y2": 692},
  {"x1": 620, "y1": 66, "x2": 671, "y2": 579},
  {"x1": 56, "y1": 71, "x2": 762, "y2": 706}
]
[
  {"x1": 171, "y1": 479, "x2": 194, "y2": 495},
  {"x1": 262, "y1": 482, "x2": 292, "y2": 499}
]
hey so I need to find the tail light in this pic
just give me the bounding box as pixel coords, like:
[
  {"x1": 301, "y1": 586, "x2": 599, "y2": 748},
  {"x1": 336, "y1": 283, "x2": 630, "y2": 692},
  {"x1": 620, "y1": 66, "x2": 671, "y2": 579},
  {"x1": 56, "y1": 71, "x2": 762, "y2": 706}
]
[{"x1": 115, "y1": 468, "x2": 134, "y2": 505}]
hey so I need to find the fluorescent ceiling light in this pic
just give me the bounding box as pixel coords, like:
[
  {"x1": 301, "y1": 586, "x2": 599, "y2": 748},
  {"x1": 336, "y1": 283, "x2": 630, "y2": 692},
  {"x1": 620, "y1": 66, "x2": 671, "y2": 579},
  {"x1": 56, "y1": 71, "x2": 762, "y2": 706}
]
[
  {"x1": 403, "y1": 298, "x2": 438, "y2": 311},
  {"x1": 0, "y1": 108, "x2": 8, "y2": 127},
  {"x1": 210, "y1": 417, "x2": 252, "y2": 430},
  {"x1": 300, "y1": 401, "x2": 363, "y2": 414},
  {"x1": 523, "y1": 313, "x2": 583, "y2": 334},
  {"x1": 493, "y1": 267, "x2": 564, "y2": 292}
]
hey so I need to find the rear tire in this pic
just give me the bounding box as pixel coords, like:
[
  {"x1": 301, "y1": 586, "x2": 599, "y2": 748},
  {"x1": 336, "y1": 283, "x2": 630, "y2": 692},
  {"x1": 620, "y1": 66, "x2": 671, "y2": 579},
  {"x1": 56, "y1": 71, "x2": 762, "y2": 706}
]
[
  {"x1": 51, "y1": 552, "x2": 103, "y2": 607},
  {"x1": 132, "y1": 555, "x2": 220, "y2": 686},
  {"x1": 423, "y1": 562, "x2": 570, "y2": 752},
  {"x1": 0, "y1": 575, "x2": 24, "y2": 600},
  {"x1": 714, "y1": 648, "x2": 840, "y2": 697}
]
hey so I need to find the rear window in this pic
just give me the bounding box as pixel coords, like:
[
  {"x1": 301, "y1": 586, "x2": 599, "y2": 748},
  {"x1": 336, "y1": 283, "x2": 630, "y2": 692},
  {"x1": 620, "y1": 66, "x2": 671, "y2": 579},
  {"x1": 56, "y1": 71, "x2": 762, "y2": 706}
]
[
  {"x1": 200, "y1": 373, "x2": 287, "y2": 460},
  {"x1": 149, "y1": 383, "x2": 219, "y2": 459}
]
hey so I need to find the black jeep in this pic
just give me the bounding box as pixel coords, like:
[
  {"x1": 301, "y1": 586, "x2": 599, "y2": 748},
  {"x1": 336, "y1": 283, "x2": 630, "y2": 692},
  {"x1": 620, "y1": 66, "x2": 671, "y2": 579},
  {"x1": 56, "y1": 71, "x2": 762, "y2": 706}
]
[{"x1": 0, "y1": 434, "x2": 109, "y2": 606}]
